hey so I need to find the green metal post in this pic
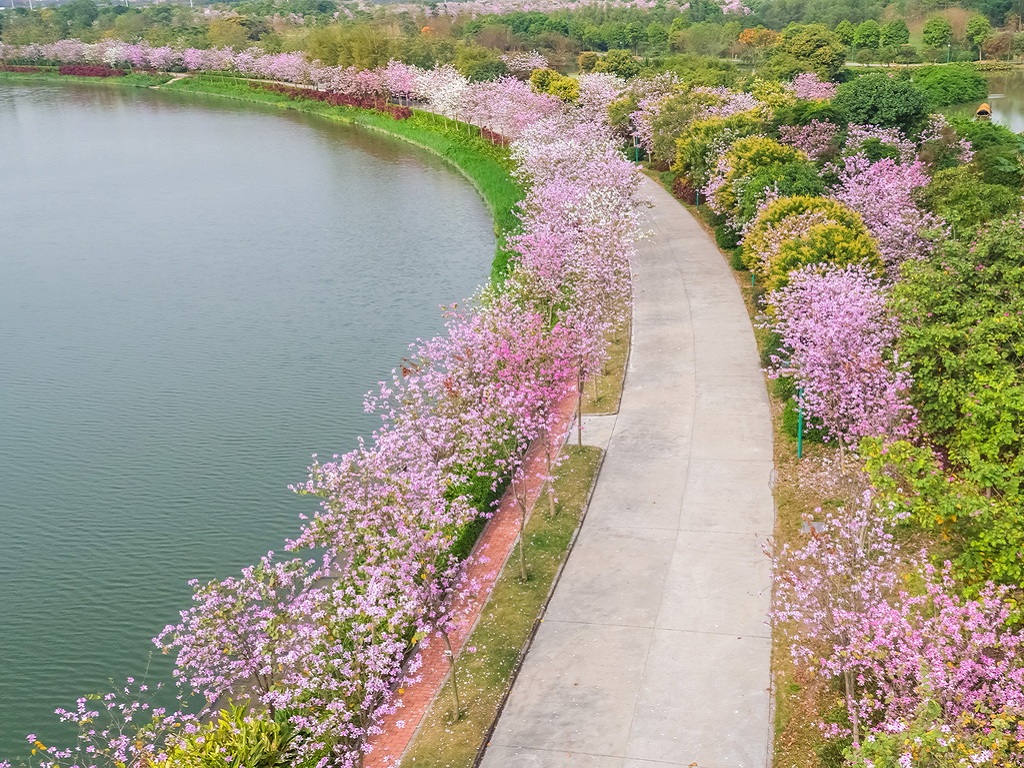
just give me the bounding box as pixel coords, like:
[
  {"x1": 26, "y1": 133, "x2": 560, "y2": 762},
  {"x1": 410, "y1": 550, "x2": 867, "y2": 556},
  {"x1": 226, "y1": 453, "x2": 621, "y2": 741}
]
[{"x1": 796, "y1": 387, "x2": 805, "y2": 459}]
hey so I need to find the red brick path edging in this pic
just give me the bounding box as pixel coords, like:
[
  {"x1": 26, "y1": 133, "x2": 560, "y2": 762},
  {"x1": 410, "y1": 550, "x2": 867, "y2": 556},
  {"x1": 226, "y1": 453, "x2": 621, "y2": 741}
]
[{"x1": 366, "y1": 393, "x2": 579, "y2": 766}]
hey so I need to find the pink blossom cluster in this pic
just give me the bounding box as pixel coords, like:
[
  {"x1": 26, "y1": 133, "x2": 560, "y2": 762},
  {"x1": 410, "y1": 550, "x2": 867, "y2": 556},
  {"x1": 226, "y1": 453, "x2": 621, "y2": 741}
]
[
  {"x1": 919, "y1": 113, "x2": 975, "y2": 164},
  {"x1": 22, "y1": 681, "x2": 202, "y2": 768},
  {"x1": 844, "y1": 123, "x2": 917, "y2": 164},
  {"x1": 785, "y1": 72, "x2": 837, "y2": 101},
  {"x1": 830, "y1": 154, "x2": 946, "y2": 273},
  {"x1": 778, "y1": 119, "x2": 839, "y2": 160},
  {"x1": 766, "y1": 264, "x2": 916, "y2": 452},
  {"x1": 23, "y1": 61, "x2": 640, "y2": 768},
  {"x1": 701, "y1": 154, "x2": 734, "y2": 215},
  {"x1": 626, "y1": 71, "x2": 680, "y2": 103},
  {"x1": 353, "y1": 0, "x2": 744, "y2": 18},
  {"x1": 771, "y1": 493, "x2": 1024, "y2": 752},
  {"x1": 576, "y1": 72, "x2": 626, "y2": 125},
  {"x1": 693, "y1": 85, "x2": 760, "y2": 119},
  {"x1": 499, "y1": 49, "x2": 548, "y2": 76},
  {"x1": 630, "y1": 95, "x2": 670, "y2": 152},
  {"x1": 509, "y1": 116, "x2": 638, "y2": 378},
  {"x1": 457, "y1": 75, "x2": 563, "y2": 138}
]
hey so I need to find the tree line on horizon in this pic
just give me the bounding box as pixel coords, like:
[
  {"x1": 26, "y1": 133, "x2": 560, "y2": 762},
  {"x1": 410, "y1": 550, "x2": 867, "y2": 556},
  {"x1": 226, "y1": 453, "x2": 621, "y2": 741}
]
[{"x1": 3, "y1": 0, "x2": 1024, "y2": 74}]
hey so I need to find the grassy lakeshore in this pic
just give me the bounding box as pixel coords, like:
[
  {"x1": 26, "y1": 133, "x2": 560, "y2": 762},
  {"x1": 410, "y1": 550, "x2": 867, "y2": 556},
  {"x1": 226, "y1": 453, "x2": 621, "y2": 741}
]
[
  {"x1": 0, "y1": 69, "x2": 173, "y2": 88},
  {"x1": 0, "y1": 71, "x2": 624, "y2": 765}
]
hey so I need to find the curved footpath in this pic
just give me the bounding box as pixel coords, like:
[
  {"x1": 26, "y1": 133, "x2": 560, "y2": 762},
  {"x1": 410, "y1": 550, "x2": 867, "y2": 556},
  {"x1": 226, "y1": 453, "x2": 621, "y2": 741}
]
[{"x1": 479, "y1": 176, "x2": 775, "y2": 767}]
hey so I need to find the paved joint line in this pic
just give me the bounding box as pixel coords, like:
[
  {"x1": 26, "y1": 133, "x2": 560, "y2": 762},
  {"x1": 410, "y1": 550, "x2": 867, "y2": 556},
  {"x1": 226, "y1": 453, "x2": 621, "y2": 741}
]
[{"x1": 541, "y1": 617, "x2": 771, "y2": 641}]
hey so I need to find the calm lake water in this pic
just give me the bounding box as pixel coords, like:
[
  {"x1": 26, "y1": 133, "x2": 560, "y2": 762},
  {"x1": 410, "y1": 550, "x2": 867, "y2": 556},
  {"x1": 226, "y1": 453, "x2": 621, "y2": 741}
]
[
  {"x1": 946, "y1": 70, "x2": 1024, "y2": 132},
  {"x1": 0, "y1": 82, "x2": 493, "y2": 756}
]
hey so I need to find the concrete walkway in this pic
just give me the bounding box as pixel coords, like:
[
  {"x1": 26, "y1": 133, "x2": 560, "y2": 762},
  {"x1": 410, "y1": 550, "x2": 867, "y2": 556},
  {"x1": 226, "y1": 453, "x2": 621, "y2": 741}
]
[{"x1": 479, "y1": 177, "x2": 776, "y2": 768}]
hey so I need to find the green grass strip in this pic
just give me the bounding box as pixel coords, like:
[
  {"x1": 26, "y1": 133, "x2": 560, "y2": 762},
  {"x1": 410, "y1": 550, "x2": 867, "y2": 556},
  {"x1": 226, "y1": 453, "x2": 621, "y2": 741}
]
[
  {"x1": 0, "y1": 70, "x2": 173, "y2": 88},
  {"x1": 402, "y1": 444, "x2": 603, "y2": 767}
]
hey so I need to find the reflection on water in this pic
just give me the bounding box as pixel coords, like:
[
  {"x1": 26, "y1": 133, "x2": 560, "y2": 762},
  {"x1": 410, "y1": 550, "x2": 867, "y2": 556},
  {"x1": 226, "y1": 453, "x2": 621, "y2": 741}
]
[
  {"x1": 945, "y1": 70, "x2": 1024, "y2": 132},
  {"x1": 0, "y1": 81, "x2": 494, "y2": 758}
]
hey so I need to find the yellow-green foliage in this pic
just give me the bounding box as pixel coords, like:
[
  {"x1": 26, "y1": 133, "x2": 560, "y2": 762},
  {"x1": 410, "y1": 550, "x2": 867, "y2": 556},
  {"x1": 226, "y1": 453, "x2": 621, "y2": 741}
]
[
  {"x1": 715, "y1": 136, "x2": 806, "y2": 217},
  {"x1": 529, "y1": 67, "x2": 579, "y2": 102},
  {"x1": 157, "y1": 706, "x2": 294, "y2": 768},
  {"x1": 673, "y1": 112, "x2": 766, "y2": 188},
  {"x1": 743, "y1": 196, "x2": 883, "y2": 291},
  {"x1": 749, "y1": 78, "x2": 797, "y2": 110},
  {"x1": 547, "y1": 75, "x2": 580, "y2": 103}
]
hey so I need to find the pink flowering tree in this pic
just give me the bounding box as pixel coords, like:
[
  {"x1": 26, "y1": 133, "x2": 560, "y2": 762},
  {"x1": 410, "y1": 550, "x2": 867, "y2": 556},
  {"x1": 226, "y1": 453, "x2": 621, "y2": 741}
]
[
  {"x1": 500, "y1": 50, "x2": 548, "y2": 78},
  {"x1": 829, "y1": 154, "x2": 946, "y2": 273},
  {"x1": 778, "y1": 119, "x2": 840, "y2": 161},
  {"x1": 766, "y1": 264, "x2": 916, "y2": 456},
  {"x1": 786, "y1": 72, "x2": 837, "y2": 100},
  {"x1": 771, "y1": 494, "x2": 1024, "y2": 752},
  {"x1": 155, "y1": 554, "x2": 317, "y2": 705}
]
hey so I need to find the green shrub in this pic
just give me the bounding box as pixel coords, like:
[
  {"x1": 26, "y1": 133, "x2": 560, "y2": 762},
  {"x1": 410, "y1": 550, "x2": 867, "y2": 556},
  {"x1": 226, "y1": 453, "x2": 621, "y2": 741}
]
[
  {"x1": 594, "y1": 48, "x2": 641, "y2": 79},
  {"x1": 762, "y1": 23, "x2": 848, "y2": 81},
  {"x1": 833, "y1": 72, "x2": 929, "y2": 133},
  {"x1": 973, "y1": 145, "x2": 1024, "y2": 187},
  {"x1": 772, "y1": 99, "x2": 847, "y2": 129},
  {"x1": 892, "y1": 215, "x2": 1024, "y2": 493},
  {"x1": 715, "y1": 223, "x2": 740, "y2": 249},
  {"x1": 910, "y1": 64, "x2": 988, "y2": 108},
  {"x1": 157, "y1": 705, "x2": 294, "y2": 768},
  {"x1": 672, "y1": 112, "x2": 767, "y2": 188},
  {"x1": 736, "y1": 161, "x2": 825, "y2": 226},
  {"x1": 891, "y1": 44, "x2": 922, "y2": 64},
  {"x1": 712, "y1": 135, "x2": 806, "y2": 219},
  {"x1": 919, "y1": 166, "x2": 1022, "y2": 235},
  {"x1": 729, "y1": 248, "x2": 746, "y2": 270},
  {"x1": 743, "y1": 196, "x2": 882, "y2": 289}
]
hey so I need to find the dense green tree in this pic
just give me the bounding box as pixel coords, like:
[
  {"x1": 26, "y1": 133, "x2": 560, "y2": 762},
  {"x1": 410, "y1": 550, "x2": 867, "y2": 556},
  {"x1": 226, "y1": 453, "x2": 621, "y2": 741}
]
[
  {"x1": 646, "y1": 22, "x2": 670, "y2": 52},
  {"x1": 455, "y1": 44, "x2": 508, "y2": 80},
  {"x1": 577, "y1": 50, "x2": 599, "y2": 71},
  {"x1": 593, "y1": 48, "x2": 641, "y2": 78},
  {"x1": 922, "y1": 15, "x2": 953, "y2": 47},
  {"x1": 920, "y1": 166, "x2": 1023, "y2": 235},
  {"x1": 852, "y1": 19, "x2": 881, "y2": 49},
  {"x1": 684, "y1": 0, "x2": 725, "y2": 24},
  {"x1": 763, "y1": 23, "x2": 848, "y2": 80},
  {"x1": 879, "y1": 19, "x2": 909, "y2": 47},
  {"x1": 833, "y1": 73, "x2": 929, "y2": 133},
  {"x1": 834, "y1": 19, "x2": 856, "y2": 44},
  {"x1": 965, "y1": 13, "x2": 993, "y2": 58},
  {"x1": 55, "y1": 0, "x2": 99, "y2": 32},
  {"x1": 910, "y1": 64, "x2": 988, "y2": 108}
]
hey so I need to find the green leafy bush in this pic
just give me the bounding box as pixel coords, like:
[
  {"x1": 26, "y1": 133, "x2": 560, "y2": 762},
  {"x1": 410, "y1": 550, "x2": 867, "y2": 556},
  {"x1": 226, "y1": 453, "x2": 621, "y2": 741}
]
[
  {"x1": 918, "y1": 167, "x2": 1022, "y2": 235},
  {"x1": 762, "y1": 23, "x2": 848, "y2": 81},
  {"x1": 742, "y1": 196, "x2": 882, "y2": 289},
  {"x1": 772, "y1": 99, "x2": 846, "y2": 130},
  {"x1": 672, "y1": 112, "x2": 767, "y2": 188},
  {"x1": 910, "y1": 64, "x2": 988, "y2": 108},
  {"x1": 735, "y1": 160, "x2": 825, "y2": 225},
  {"x1": 892, "y1": 215, "x2": 1024, "y2": 496},
  {"x1": 712, "y1": 135, "x2": 807, "y2": 220},
  {"x1": 832, "y1": 73, "x2": 929, "y2": 133},
  {"x1": 157, "y1": 706, "x2": 295, "y2": 768}
]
